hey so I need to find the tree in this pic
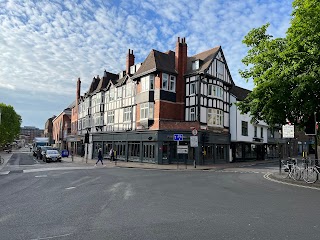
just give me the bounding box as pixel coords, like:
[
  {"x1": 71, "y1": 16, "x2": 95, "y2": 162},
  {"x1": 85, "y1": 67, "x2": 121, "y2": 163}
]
[
  {"x1": 0, "y1": 103, "x2": 22, "y2": 147},
  {"x1": 237, "y1": 0, "x2": 320, "y2": 130}
]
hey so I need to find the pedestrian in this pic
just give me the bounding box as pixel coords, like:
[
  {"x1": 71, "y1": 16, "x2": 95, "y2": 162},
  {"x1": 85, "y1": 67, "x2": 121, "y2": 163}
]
[
  {"x1": 95, "y1": 148, "x2": 104, "y2": 166},
  {"x1": 109, "y1": 148, "x2": 114, "y2": 161},
  {"x1": 36, "y1": 147, "x2": 41, "y2": 160}
]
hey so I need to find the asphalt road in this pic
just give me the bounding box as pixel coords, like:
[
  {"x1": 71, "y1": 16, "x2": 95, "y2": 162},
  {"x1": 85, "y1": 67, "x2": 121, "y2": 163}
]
[
  {"x1": 6, "y1": 152, "x2": 45, "y2": 165},
  {"x1": 0, "y1": 153, "x2": 319, "y2": 240}
]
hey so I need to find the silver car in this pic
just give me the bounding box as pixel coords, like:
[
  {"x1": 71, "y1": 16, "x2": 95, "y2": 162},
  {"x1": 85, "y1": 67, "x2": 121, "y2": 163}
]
[{"x1": 43, "y1": 150, "x2": 62, "y2": 163}]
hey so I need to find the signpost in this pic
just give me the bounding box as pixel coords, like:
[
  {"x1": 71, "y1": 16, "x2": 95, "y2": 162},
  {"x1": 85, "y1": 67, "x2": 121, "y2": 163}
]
[
  {"x1": 281, "y1": 124, "x2": 295, "y2": 174},
  {"x1": 174, "y1": 134, "x2": 187, "y2": 169}
]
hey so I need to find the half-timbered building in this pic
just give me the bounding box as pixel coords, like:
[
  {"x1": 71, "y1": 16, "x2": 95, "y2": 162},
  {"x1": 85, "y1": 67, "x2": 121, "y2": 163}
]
[{"x1": 77, "y1": 38, "x2": 236, "y2": 164}]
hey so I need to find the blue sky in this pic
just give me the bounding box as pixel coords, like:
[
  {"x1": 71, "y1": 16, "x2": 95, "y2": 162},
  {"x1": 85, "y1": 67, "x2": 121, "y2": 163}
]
[{"x1": 0, "y1": 0, "x2": 293, "y2": 129}]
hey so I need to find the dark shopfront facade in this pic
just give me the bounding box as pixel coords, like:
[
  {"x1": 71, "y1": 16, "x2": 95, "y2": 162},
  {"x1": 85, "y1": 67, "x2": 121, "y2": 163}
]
[
  {"x1": 231, "y1": 139, "x2": 288, "y2": 162},
  {"x1": 91, "y1": 130, "x2": 231, "y2": 165}
]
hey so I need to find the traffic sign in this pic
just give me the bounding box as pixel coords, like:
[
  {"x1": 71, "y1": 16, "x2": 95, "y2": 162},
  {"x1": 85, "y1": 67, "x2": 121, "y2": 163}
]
[
  {"x1": 192, "y1": 129, "x2": 198, "y2": 136},
  {"x1": 174, "y1": 134, "x2": 183, "y2": 141},
  {"x1": 177, "y1": 145, "x2": 188, "y2": 154},
  {"x1": 190, "y1": 136, "x2": 198, "y2": 147},
  {"x1": 282, "y1": 124, "x2": 294, "y2": 138}
]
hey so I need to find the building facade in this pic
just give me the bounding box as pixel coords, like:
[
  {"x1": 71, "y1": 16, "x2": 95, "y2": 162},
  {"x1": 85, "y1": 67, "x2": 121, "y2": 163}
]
[
  {"x1": 77, "y1": 38, "x2": 235, "y2": 164},
  {"x1": 44, "y1": 115, "x2": 56, "y2": 145},
  {"x1": 20, "y1": 126, "x2": 44, "y2": 144},
  {"x1": 52, "y1": 105, "x2": 72, "y2": 150},
  {"x1": 230, "y1": 86, "x2": 287, "y2": 161}
]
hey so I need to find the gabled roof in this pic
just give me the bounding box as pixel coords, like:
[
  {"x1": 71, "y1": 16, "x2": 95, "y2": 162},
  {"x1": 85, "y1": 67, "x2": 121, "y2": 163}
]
[
  {"x1": 132, "y1": 50, "x2": 176, "y2": 79},
  {"x1": 66, "y1": 100, "x2": 75, "y2": 110},
  {"x1": 88, "y1": 76, "x2": 100, "y2": 94},
  {"x1": 186, "y1": 46, "x2": 220, "y2": 75},
  {"x1": 230, "y1": 85, "x2": 251, "y2": 101},
  {"x1": 96, "y1": 71, "x2": 118, "y2": 92}
]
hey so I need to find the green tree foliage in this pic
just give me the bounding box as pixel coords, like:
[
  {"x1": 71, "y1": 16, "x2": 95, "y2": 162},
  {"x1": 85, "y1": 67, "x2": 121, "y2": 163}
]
[
  {"x1": 0, "y1": 103, "x2": 21, "y2": 146},
  {"x1": 238, "y1": 0, "x2": 320, "y2": 128}
]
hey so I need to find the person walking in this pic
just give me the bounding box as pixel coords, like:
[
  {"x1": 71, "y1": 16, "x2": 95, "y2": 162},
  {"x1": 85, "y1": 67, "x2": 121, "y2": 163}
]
[
  {"x1": 109, "y1": 148, "x2": 114, "y2": 162},
  {"x1": 95, "y1": 148, "x2": 104, "y2": 166}
]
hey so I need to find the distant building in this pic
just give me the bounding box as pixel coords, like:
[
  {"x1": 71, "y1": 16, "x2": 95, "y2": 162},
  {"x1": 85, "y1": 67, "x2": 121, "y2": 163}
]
[
  {"x1": 52, "y1": 104, "x2": 73, "y2": 150},
  {"x1": 20, "y1": 126, "x2": 44, "y2": 144},
  {"x1": 44, "y1": 115, "x2": 56, "y2": 145}
]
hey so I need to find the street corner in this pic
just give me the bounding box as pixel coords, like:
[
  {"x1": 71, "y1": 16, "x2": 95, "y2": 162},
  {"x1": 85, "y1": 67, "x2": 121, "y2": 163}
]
[{"x1": 263, "y1": 172, "x2": 320, "y2": 190}]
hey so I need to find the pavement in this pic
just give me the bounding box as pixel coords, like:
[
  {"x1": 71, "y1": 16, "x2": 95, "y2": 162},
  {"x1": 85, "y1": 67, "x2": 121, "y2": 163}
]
[
  {"x1": 62, "y1": 153, "x2": 279, "y2": 171},
  {"x1": 266, "y1": 171, "x2": 320, "y2": 189},
  {"x1": 2, "y1": 148, "x2": 320, "y2": 189},
  {"x1": 0, "y1": 151, "x2": 13, "y2": 171}
]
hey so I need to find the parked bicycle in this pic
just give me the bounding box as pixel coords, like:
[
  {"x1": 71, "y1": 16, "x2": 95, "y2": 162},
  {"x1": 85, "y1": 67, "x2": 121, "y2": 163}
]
[
  {"x1": 280, "y1": 158, "x2": 301, "y2": 181},
  {"x1": 301, "y1": 158, "x2": 319, "y2": 184}
]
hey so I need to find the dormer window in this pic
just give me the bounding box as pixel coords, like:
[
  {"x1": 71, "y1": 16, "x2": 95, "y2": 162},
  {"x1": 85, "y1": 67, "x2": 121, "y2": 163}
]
[{"x1": 192, "y1": 60, "x2": 200, "y2": 70}]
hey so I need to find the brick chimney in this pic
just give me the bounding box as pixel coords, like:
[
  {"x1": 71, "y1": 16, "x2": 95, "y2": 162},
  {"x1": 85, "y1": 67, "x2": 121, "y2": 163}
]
[
  {"x1": 126, "y1": 49, "x2": 135, "y2": 75},
  {"x1": 175, "y1": 37, "x2": 187, "y2": 119},
  {"x1": 175, "y1": 37, "x2": 188, "y2": 76},
  {"x1": 76, "y1": 77, "x2": 81, "y2": 101}
]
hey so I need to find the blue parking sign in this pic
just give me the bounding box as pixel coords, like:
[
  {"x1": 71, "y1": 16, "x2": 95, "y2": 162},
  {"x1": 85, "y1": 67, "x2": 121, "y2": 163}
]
[{"x1": 174, "y1": 134, "x2": 183, "y2": 141}]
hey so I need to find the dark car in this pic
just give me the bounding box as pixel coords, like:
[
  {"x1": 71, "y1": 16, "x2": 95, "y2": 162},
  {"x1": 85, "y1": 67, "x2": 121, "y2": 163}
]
[
  {"x1": 40, "y1": 146, "x2": 54, "y2": 160},
  {"x1": 43, "y1": 149, "x2": 62, "y2": 163}
]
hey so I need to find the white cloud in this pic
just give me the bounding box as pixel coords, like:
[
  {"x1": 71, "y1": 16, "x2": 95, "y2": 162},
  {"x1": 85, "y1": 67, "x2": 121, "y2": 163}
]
[{"x1": 0, "y1": 0, "x2": 293, "y2": 127}]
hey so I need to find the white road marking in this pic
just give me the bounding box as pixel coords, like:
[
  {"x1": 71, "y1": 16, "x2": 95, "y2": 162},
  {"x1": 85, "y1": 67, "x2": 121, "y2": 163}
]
[
  {"x1": 23, "y1": 166, "x2": 95, "y2": 173},
  {"x1": 109, "y1": 182, "x2": 124, "y2": 193},
  {"x1": 65, "y1": 186, "x2": 76, "y2": 190},
  {"x1": 109, "y1": 182, "x2": 134, "y2": 200},
  {"x1": 30, "y1": 233, "x2": 73, "y2": 240},
  {"x1": 70, "y1": 176, "x2": 91, "y2": 185},
  {"x1": 124, "y1": 184, "x2": 134, "y2": 200},
  {"x1": 0, "y1": 213, "x2": 13, "y2": 223},
  {"x1": 264, "y1": 173, "x2": 320, "y2": 191},
  {"x1": 76, "y1": 176, "x2": 101, "y2": 187},
  {"x1": 35, "y1": 175, "x2": 47, "y2": 178},
  {"x1": 0, "y1": 171, "x2": 10, "y2": 175}
]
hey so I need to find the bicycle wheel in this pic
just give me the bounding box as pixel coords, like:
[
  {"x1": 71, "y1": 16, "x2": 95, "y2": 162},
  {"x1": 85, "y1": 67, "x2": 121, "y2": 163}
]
[
  {"x1": 290, "y1": 166, "x2": 301, "y2": 181},
  {"x1": 303, "y1": 167, "x2": 318, "y2": 184},
  {"x1": 279, "y1": 162, "x2": 289, "y2": 179}
]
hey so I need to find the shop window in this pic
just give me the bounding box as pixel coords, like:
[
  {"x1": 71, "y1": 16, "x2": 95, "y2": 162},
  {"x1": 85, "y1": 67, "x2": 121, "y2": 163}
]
[
  {"x1": 143, "y1": 144, "x2": 155, "y2": 162},
  {"x1": 128, "y1": 142, "x2": 140, "y2": 161}
]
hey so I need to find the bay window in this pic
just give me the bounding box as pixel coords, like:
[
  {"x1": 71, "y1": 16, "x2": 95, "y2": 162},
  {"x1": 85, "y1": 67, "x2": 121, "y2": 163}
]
[
  {"x1": 140, "y1": 102, "x2": 154, "y2": 120},
  {"x1": 207, "y1": 109, "x2": 223, "y2": 127}
]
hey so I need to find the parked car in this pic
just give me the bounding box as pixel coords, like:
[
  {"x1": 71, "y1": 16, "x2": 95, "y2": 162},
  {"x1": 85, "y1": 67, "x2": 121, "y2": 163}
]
[
  {"x1": 40, "y1": 146, "x2": 54, "y2": 160},
  {"x1": 43, "y1": 149, "x2": 62, "y2": 163}
]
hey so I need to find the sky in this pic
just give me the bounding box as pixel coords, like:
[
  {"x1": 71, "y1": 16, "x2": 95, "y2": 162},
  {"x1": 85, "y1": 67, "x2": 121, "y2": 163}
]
[{"x1": 0, "y1": 0, "x2": 293, "y2": 129}]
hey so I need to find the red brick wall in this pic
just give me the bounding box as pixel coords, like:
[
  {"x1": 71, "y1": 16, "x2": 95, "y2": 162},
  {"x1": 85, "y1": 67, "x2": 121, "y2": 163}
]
[{"x1": 159, "y1": 120, "x2": 200, "y2": 131}]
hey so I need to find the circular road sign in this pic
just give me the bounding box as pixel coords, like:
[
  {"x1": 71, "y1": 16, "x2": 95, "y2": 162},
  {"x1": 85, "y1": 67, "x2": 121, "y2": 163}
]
[{"x1": 192, "y1": 129, "x2": 198, "y2": 136}]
